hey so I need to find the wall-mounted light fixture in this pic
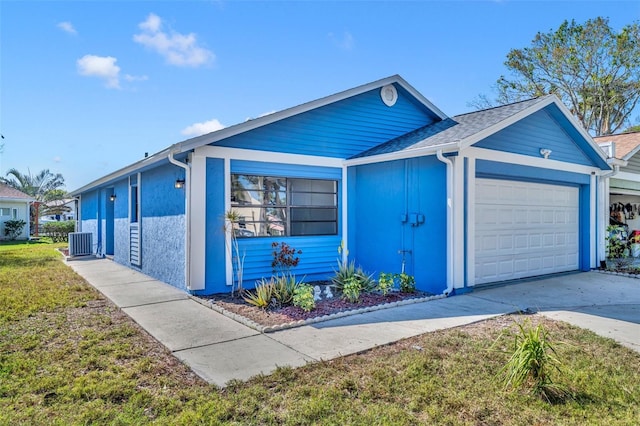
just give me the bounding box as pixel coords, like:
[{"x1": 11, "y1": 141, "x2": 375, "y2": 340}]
[
  {"x1": 175, "y1": 179, "x2": 185, "y2": 189},
  {"x1": 109, "y1": 194, "x2": 116, "y2": 201},
  {"x1": 539, "y1": 148, "x2": 552, "y2": 159}
]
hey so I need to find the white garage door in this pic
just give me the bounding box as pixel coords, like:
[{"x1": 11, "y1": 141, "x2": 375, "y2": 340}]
[{"x1": 474, "y1": 178, "x2": 579, "y2": 285}]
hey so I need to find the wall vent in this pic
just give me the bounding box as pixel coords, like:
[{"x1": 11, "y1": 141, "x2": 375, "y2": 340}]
[{"x1": 69, "y1": 232, "x2": 93, "y2": 256}]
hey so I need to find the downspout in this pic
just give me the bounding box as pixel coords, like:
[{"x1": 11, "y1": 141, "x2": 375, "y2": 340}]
[
  {"x1": 436, "y1": 149, "x2": 454, "y2": 296},
  {"x1": 168, "y1": 148, "x2": 191, "y2": 291}
]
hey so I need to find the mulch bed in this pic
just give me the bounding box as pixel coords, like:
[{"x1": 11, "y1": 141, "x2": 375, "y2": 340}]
[{"x1": 199, "y1": 288, "x2": 432, "y2": 328}]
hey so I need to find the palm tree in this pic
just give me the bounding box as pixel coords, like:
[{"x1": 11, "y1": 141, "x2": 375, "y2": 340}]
[{"x1": 1, "y1": 168, "x2": 67, "y2": 236}]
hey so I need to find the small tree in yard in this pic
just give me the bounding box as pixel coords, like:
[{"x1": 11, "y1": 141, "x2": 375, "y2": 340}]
[{"x1": 3, "y1": 219, "x2": 26, "y2": 240}]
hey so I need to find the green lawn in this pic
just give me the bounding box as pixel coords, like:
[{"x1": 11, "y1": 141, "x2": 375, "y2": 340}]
[{"x1": 1, "y1": 241, "x2": 639, "y2": 425}]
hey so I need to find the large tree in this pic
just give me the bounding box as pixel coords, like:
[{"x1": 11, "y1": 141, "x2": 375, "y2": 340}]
[
  {"x1": 1, "y1": 168, "x2": 67, "y2": 235},
  {"x1": 494, "y1": 17, "x2": 640, "y2": 136}
]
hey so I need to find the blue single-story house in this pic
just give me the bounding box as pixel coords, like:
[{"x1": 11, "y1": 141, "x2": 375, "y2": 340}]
[{"x1": 70, "y1": 75, "x2": 611, "y2": 296}]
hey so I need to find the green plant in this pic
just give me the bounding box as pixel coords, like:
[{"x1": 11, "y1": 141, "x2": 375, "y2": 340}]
[
  {"x1": 242, "y1": 279, "x2": 275, "y2": 309},
  {"x1": 271, "y1": 242, "x2": 302, "y2": 275},
  {"x1": 272, "y1": 274, "x2": 300, "y2": 307},
  {"x1": 292, "y1": 283, "x2": 315, "y2": 312},
  {"x1": 224, "y1": 210, "x2": 246, "y2": 295},
  {"x1": 496, "y1": 320, "x2": 566, "y2": 401},
  {"x1": 42, "y1": 220, "x2": 75, "y2": 242},
  {"x1": 3, "y1": 219, "x2": 26, "y2": 240},
  {"x1": 397, "y1": 272, "x2": 416, "y2": 293},
  {"x1": 605, "y1": 225, "x2": 628, "y2": 260},
  {"x1": 341, "y1": 276, "x2": 362, "y2": 303},
  {"x1": 377, "y1": 272, "x2": 395, "y2": 296}
]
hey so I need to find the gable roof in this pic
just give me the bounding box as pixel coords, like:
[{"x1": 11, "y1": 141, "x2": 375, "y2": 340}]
[
  {"x1": 594, "y1": 131, "x2": 640, "y2": 160},
  {"x1": 71, "y1": 75, "x2": 446, "y2": 196},
  {"x1": 0, "y1": 183, "x2": 33, "y2": 202},
  {"x1": 347, "y1": 95, "x2": 610, "y2": 170}
]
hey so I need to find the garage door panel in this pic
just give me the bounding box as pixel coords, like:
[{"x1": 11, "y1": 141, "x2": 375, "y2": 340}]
[{"x1": 475, "y1": 179, "x2": 580, "y2": 285}]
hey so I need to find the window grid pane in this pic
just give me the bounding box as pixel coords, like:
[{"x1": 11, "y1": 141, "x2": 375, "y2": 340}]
[{"x1": 230, "y1": 174, "x2": 337, "y2": 238}]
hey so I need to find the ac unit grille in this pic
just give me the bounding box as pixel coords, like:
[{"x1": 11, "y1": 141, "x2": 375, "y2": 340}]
[{"x1": 69, "y1": 232, "x2": 93, "y2": 256}]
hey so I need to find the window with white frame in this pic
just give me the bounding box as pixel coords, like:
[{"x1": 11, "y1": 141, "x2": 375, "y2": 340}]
[
  {"x1": 230, "y1": 174, "x2": 338, "y2": 237},
  {"x1": 0, "y1": 208, "x2": 10, "y2": 216}
]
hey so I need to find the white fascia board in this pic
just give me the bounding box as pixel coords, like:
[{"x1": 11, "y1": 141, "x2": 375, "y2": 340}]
[
  {"x1": 614, "y1": 171, "x2": 640, "y2": 183},
  {"x1": 623, "y1": 144, "x2": 640, "y2": 162},
  {"x1": 196, "y1": 146, "x2": 344, "y2": 168},
  {"x1": 465, "y1": 146, "x2": 600, "y2": 175},
  {"x1": 608, "y1": 158, "x2": 628, "y2": 167},
  {"x1": 343, "y1": 142, "x2": 460, "y2": 167}
]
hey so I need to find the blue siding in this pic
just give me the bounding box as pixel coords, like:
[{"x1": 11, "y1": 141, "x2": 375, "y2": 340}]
[
  {"x1": 135, "y1": 164, "x2": 187, "y2": 288},
  {"x1": 351, "y1": 156, "x2": 448, "y2": 294},
  {"x1": 474, "y1": 107, "x2": 598, "y2": 167},
  {"x1": 205, "y1": 158, "x2": 227, "y2": 294},
  {"x1": 232, "y1": 160, "x2": 342, "y2": 180},
  {"x1": 215, "y1": 85, "x2": 439, "y2": 159},
  {"x1": 81, "y1": 190, "x2": 98, "y2": 220}
]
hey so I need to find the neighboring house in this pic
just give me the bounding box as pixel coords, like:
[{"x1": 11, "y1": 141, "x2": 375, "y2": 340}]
[
  {"x1": 70, "y1": 75, "x2": 611, "y2": 296},
  {"x1": 0, "y1": 183, "x2": 33, "y2": 240},
  {"x1": 40, "y1": 198, "x2": 77, "y2": 223},
  {"x1": 595, "y1": 131, "x2": 640, "y2": 257}
]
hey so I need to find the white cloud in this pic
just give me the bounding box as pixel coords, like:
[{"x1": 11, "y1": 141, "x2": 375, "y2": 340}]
[
  {"x1": 181, "y1": 118, "x2": 225, "y2": 137},
  {"x1": 57, "y1": 21, "x2": 77, "y2": 35},
  {"x1": 328, "y1": 31, "x2": 355, "y2": 51},
  {"x1": 53, "y1": 156, "x2": 62, "y2": 163},
  {"x1": 133, "y1": 13, "x2": 215, "y2": 67},
  {"x1": 77, "y1": 55, "x2": 121, "y2": 89},
  {"x1": 124, "y1": 74, "x2": 149, "y2": 82}
]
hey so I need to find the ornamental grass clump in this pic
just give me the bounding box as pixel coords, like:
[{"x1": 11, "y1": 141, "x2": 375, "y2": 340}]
[
  {"x1": 272, "y1": 274, "x2": 301, "y2": 307},
  {"x1": 496, "y1": 320, "x2": 568, "y2": 402},
  {"x1": 242, "y1": 279, "x2": 275, "y2": 309}
]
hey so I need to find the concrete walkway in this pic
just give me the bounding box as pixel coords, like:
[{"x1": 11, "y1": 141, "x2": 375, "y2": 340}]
[{"x1": 66, "y1": 258, "x2": 640, "y2": 387}]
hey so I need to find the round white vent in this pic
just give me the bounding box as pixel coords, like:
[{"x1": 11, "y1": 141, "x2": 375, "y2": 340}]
[{"x1": 380, "y1": 84, "x2": 398, "y2": 107}]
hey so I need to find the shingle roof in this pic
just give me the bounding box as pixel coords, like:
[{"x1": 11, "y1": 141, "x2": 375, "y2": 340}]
[
  {"x1": 0, "y1": 183, "x2": 33, "y2": 200},
  {"x1": 594, "y1": 131, "x2": 640, "y2": 160},
  {"x1": 351, "y1": 96, "x2": 553, "y2": 158}
]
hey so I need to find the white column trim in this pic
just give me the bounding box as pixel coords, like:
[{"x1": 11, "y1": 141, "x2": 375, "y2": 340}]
[
  {"x1": 224, "y1": 157, "x2": 233, "y2": 287},
  {"x1": 189, "y1": 153, "x2": 206, "y2": 290},
  {"x1": 590, "y1": 173, "x2": 597, "y2": 269},
  {"x1": 341, "y1": 166, "x2": 348, "y2": 260},
  {"x1": 466, "y1": 157, "x2": 476, "y2": 287},
  {"x1": 452, "y1": 155, "x2": 465, "y2": 289}
]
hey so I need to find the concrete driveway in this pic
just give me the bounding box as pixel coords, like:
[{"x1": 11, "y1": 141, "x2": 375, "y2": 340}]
[{"x1": 467, "y1": 272, "x2": 640, "y2": 352}]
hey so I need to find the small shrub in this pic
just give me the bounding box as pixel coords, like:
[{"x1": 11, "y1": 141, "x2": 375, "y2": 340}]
[
  {"x1": 377, "y1": 272, "x2": 396, "y2": 296},
  {"x1": 3, "y1": 219, "x2": 26, "y2": 240},
  {"x1": 42, "y1": 220, "x2": 75, "y2": 242},
  {"x1": 397, "y1": 273, "x2": 416, "y2": 293},
  {"x1": 242, "y1": 279, "x2": 275, "y2": 309},
  {"x1": 341, "y1": 276, "x2": 362, "y2": 303},
  {"x1": 271, "y1": 242, "x2": 302, "y2": 275},
  {"x1": 332, "y1": 259, "x2": 356, "y2": 292},
  {"x1": 272, "y1": 274, "x2": 300, "y2": 307},
  {"x1": 496, "y1": 320, "x2": 566, "y2": 401},
  {"x1": 293, "y1": 284, "x2": 315, "y2": 312}
]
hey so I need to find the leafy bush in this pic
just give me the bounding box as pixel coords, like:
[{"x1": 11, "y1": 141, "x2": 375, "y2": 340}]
[
  {"x1": 605, "y1": 225, "x2": 628, "y2": 260},
  {"x1": 242, "y1": 279, "x2": 275, "y2": 309},
  {"x1": 341, "y1": 276, "x2": 362, "y2": 303},
  {"x1": 398, "y1": 273, "x2": 416, "y2": 293},
  {"x1": 377, "y1": 272, "x2": 395, "y2": 296},
  {"x1": 3, "y1": 219, "x2": 26, "y2": 240},
  {"x1": 271, "y1": 242, "x2": 302, "y2": 275},
  {"x1": 42, "y1": 220, "x2": 75, "y2": 242},
  {"x1": 496, "y1": 321, "x2": 566, "y2": 401},
  {"x1": 332, "y1": 259, "x2": 375, "y2": 292},
  {"x1": 292, "y1": 284, "x2": 315, "y2": 312}
]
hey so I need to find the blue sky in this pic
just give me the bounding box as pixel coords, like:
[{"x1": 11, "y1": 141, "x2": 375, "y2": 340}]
[{"x1": 1, "y1": 1, "x2": 639, "y2": 190}]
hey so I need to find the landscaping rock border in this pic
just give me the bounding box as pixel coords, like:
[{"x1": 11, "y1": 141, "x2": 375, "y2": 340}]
[{"x1": 190, "y1": 293, "x2": 447, "y2": 333}]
